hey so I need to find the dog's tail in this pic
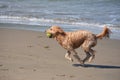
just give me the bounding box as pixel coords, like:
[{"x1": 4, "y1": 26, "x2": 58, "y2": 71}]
[{"x1": 96, "y1": 25, "x2": 112, "y2": 39}]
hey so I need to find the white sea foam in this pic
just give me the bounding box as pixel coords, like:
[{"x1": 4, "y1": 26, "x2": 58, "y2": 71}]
[
  {"x1": 0, "y1": 15, "x2": 120, "y2": 30},
  {"x1": 0, "y1": 15, "x2": 120, "y2": 39}
]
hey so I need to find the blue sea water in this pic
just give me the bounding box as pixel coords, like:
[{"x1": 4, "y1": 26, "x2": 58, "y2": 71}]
[{"x1": 0, "y1": 0, "x2": 120, "y2": 39}]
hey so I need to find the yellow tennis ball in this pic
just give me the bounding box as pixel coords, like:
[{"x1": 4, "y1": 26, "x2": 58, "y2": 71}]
[{"x1": 46, "y1": 33, "x2": 52, "y2": 38}]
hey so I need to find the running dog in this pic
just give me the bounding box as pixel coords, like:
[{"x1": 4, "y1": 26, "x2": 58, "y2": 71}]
[{"x1": 46, "y1": 25, "x2": 111, "y2": 65}]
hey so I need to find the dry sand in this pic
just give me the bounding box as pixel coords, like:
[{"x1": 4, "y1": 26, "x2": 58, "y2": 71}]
[{"x1": 0, "y1": 28, "x2": 120, "y2": 80}]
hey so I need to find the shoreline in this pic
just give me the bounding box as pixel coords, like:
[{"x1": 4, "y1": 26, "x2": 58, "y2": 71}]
[
  {"x1": 0, "y1": 23, "x2": 120, "y2": 40},
  {"x1": 0, "y1": 28, "x2": 120, "y2": 80}
]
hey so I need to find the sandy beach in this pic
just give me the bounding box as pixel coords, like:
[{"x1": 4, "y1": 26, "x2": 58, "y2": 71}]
[{"x1": 0, "y1": 28, "x2": 120, "y2": 80}]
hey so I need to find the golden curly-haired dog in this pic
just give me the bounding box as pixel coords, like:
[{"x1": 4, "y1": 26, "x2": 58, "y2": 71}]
[{"x1": 46, "y1": 25, "x2": 111, "y2": 65}]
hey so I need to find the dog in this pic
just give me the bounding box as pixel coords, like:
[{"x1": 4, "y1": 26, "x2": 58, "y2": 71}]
[{"x1": 46, "y1": 25, "x2": 111, "y2": 65}]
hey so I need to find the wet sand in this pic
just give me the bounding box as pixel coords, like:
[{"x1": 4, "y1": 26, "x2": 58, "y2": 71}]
[{"x1": 0, "y1": 28, "x2": 120, "y2": 80}]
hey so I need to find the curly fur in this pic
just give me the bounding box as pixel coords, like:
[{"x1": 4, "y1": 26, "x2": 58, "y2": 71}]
[{"x1": 46, "y1": 25, "x2": 111, "y2": 65}]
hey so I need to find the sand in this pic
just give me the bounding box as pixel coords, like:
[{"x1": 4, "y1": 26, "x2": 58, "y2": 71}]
[{"x1": 0, "y1": 28, "x2": 120, "y2": 80}]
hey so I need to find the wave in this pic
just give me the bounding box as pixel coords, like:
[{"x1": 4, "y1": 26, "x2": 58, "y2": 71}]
[
  {"x1": 0, "y1": 15, "x2": 101, "y2": 26},
  {"x1": 0, "y1": 15, "x2": 120, "y2": 31},
  {"x1": 0, "y1": 15, "x2": 120, "y2": 40}
]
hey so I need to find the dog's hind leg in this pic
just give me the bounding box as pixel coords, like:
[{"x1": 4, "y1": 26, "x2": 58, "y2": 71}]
[
  {"x1": 65, "y1": 51, "x2": 73, "y2": 62},
  {"x1": 88, "y1": 49, "x2": 96, "y2": 62},
  {"x1": 83, "y1": 51, "x2": 91, "y2": 63},
  {"x1": 71, "y1": 50, "x2": 84, "y2": 65},
  {"x1": 82, "y1": 48, "x2": 96, "y2": 63},
  {"x1": 82, "y1": 40, "x2": 96, "y2": 63}
]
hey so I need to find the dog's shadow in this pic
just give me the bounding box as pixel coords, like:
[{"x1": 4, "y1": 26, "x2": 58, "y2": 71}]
[{"x1": 72, "y1": 64, "x2": 120, "y2": 69}]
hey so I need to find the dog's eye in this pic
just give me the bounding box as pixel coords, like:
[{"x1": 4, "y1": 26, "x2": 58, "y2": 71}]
[{"x1": 50, "y1": 28, "x2": 52, "y2": 30}]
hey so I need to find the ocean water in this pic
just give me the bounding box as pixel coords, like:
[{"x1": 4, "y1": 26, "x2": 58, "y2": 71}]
[{"x1": 0, "y1": 0, "x2": 120, "y2": 39}]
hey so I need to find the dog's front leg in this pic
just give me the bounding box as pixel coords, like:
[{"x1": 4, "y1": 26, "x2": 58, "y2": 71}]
[
  {"x1": 72, "y1": 50, "x2": 84, "y2": 65},
  {"x1": 65, "y1": 51, "x2": 73, "y2": 62}
]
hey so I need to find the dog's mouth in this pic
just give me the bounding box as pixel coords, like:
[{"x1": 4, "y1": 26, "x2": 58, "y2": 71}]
[{"x1": 46, "y1": 33, "x2": 53, "y2": 38}]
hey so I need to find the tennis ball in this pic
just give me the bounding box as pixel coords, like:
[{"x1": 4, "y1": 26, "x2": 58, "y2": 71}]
[{"x1": 46, "y1": 33, "x2": 52, "y2": 38}]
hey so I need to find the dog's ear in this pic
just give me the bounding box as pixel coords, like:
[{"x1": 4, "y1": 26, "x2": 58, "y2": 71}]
[
  {"x1": 57, "y1": 27, "x2": 64, "y2": 33},
  {"x1": 56, "y1": 27, "x2": 66, "y2": 35}
]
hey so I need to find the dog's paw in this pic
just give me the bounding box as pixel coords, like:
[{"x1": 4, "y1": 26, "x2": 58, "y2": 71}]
[{"x1": 65, "y1": 54, "x2": 73, "y2": 62}]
